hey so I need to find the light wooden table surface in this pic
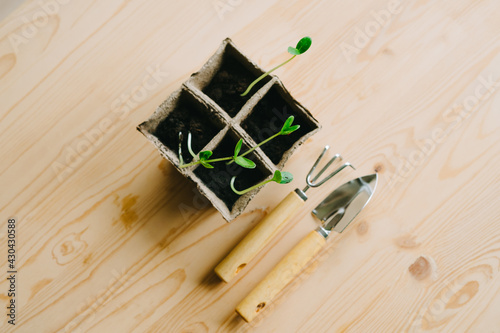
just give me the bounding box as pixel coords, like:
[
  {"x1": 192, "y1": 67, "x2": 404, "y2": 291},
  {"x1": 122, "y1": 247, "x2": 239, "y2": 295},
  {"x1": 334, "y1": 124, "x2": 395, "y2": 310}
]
[{"x1": 1, "y1": 0, "x2": 499, "y2": 332}]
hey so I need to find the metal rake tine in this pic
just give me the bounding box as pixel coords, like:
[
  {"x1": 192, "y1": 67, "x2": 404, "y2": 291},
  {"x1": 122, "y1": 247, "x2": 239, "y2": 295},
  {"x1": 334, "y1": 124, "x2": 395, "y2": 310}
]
[
  {"x1": 301, "y1": 146, "x2": 329, "y2": 193},
  {"x1": 306, "y1": 152, "x2": 342, "y2": 185},
  {"x1": 306, "y1": 145, "x2": 329, "y2": 181},
  {"x1": 307, "y1": 162, "x2": 356, "y2": 188}
]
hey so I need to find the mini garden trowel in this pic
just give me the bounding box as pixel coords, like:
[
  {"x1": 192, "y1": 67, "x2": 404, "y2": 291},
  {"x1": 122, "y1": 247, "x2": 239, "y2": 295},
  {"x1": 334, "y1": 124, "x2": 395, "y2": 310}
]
[{"x1": 235, "y1": 174, "x2": 378, "y2": 322}]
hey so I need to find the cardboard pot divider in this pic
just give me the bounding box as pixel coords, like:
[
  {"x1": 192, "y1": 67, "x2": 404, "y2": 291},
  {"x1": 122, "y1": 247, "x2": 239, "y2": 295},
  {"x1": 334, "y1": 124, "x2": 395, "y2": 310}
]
[{"x1": 138, "y1": 38, "x2": 320, "y2": 221}]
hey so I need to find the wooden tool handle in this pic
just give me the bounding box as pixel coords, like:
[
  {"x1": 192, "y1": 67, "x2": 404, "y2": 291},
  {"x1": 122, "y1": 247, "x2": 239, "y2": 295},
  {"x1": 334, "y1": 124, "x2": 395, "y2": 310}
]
[
  {"x1": 235, "y1": 230, "x2": 326, "y2": 322},
  {"x1": 214, "y1": 191, "x2": 305, "y2": 283}
]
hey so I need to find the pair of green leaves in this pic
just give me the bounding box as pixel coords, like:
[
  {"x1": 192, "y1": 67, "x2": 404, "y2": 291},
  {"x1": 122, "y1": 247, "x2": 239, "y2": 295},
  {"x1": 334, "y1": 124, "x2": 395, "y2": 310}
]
[
  {"x1": 280, "y1": 115, "x2": 300, "y2": 135},
  {"x1": 233, "y1": 139, "x2": 256, "y2": 169},
  {"x1": 231, "y1": 114, "x2": 300, "y2": 169},
  {"x1": 230, "y1": 170, "x2": 293, "y2": 195},
  {"x1": 197, "y1": 139, "x2": 256, "y2": 169},
  {"x1": 271, "y1": 170, "x2": 293, "y2": 184},
  {"x1": 198, "y1": 150, "x2": 214, "y2": 168},
  {"x1": 287, "y1": 36, "x2": 312, "y2": 56}
]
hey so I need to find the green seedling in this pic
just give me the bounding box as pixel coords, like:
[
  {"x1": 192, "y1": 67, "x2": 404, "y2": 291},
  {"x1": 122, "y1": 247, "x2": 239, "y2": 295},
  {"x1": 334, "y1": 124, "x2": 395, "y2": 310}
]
[
  {"x1": 240, "y1": 36, "x2": 312, "y2": 97},
  {"x1": 178, "y1": 116, "x2": 300, "y2": 169},
  {"x1": 178, "y1": 133, "x2": 232, "y2": 168},
  {"x1": 177, "y1": 116, "x2": 300, "y2": 195},
  {"x1": 232, "y1": 139, "x2": 256, "y2": 168},
  {"x1": 226, "y1": 115, "x2": 300, "y2": 165},
  {"x1": 178, "y1": 132, "x2": 184, "y2": 165},
  {"x1": 230, "y1": 170, "x2": 293, "y2": 195}
]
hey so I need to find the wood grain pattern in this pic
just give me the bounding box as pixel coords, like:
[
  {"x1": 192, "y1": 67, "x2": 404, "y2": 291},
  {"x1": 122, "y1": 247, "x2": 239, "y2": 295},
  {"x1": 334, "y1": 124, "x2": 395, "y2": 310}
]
[{"x1": 0, "y1": 0, "x2": 499, "y2": 332}]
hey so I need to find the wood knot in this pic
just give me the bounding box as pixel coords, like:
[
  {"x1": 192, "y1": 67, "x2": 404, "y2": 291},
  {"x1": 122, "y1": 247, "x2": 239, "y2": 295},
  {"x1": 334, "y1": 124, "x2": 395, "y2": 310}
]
[
  {"x1": 382, "y1": 48, "x2": 394, "y2": 56},
  {"x1": 60, "y1": 241, "x2": 73, "y2": 255},
  {"x1": 52, "y1": 232, "x2": 88, "y2": 265},
  {"x1": 447, "y1": 281, "x2": 479, "y2": 308},
  {"x1": 113, "y1": 194, "x2": 139, "y2": 230},
  {"x1": 158, "y1": 159, "x2": 170, "y2": 176},
  {"x1": 356, "y1": 220, "x2": 368, "y2": 235},
  {"x1": 394, "y1": 234, "x2": 420, "y2": 249},
  {"x1": 409, "y1": 256, "x2": 434, "y2": 280},
  {"x1": 82, "y1": 253, "x2": 92, "y2": 264},
  {"x1": 374, "y1": 163, "x2": 384, "y2": 173}
]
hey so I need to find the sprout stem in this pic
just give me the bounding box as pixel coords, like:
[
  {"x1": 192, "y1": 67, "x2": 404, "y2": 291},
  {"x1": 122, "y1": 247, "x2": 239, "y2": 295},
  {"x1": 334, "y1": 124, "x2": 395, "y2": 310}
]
[
  {"x1": 240, "y1": 55, "x2": 296, "y2": 97},
  {"x1": 187, "y1": 132, "x2": 197, "y2": 158},
  {"x1": 179, "y1": 156, "x2": 233, "y2": 169},
  {"x1": 227, "y1": 132, "x2": 281, "y2": 165},
  {"x1": 230, "y1": 176, "x2": 272, "y2": 195},
  {"x1": 205, "y1": 157, "x2": 233, "y2": 163},
  {"x1": 178, "y1": 132, "x2": 184, "y2": 165}
]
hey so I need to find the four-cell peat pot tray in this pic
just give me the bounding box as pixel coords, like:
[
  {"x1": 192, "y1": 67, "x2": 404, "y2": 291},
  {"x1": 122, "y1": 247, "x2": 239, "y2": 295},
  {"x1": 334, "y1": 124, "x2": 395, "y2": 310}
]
[{"x1": 138, "y1": 38, "x2": 320, "y2": 221}]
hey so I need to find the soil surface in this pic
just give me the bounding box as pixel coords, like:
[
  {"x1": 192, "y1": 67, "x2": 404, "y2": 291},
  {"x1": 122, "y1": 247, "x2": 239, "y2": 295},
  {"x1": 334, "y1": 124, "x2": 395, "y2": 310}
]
[
  {"x1": 242, "y1": 87, "x2": 316, "y2": 164},
  {"x1": 194, "y1": 133, "x2": 270, "y2": 210},
  {"x1": 154, "y1": 91, "x2": 223, "y2": 163},
  {"x1": 202, "y1": 54, "x2": 269, "y2": 117}
]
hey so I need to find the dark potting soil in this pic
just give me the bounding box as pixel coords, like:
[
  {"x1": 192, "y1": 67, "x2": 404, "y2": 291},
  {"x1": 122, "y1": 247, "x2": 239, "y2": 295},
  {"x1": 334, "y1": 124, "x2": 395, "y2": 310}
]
[
  {"x1": 194, "y1": 133, "x2": 270, "y2": 210},
  {"x1": 202, "y1": 54, "x2": 270, "y2": 117},
  {"x1": 154, "y1": 91, "x2": 223, "y2": 163},
  {"x1": 242, "y1": 86, "x2": 316, "y2": 164}
]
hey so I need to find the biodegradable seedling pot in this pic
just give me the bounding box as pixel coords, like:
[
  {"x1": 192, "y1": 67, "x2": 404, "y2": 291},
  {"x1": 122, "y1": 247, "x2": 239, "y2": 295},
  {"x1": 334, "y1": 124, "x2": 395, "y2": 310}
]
[{"x1": 138, "y1": 38, "x2": 320, "y2": 221}]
